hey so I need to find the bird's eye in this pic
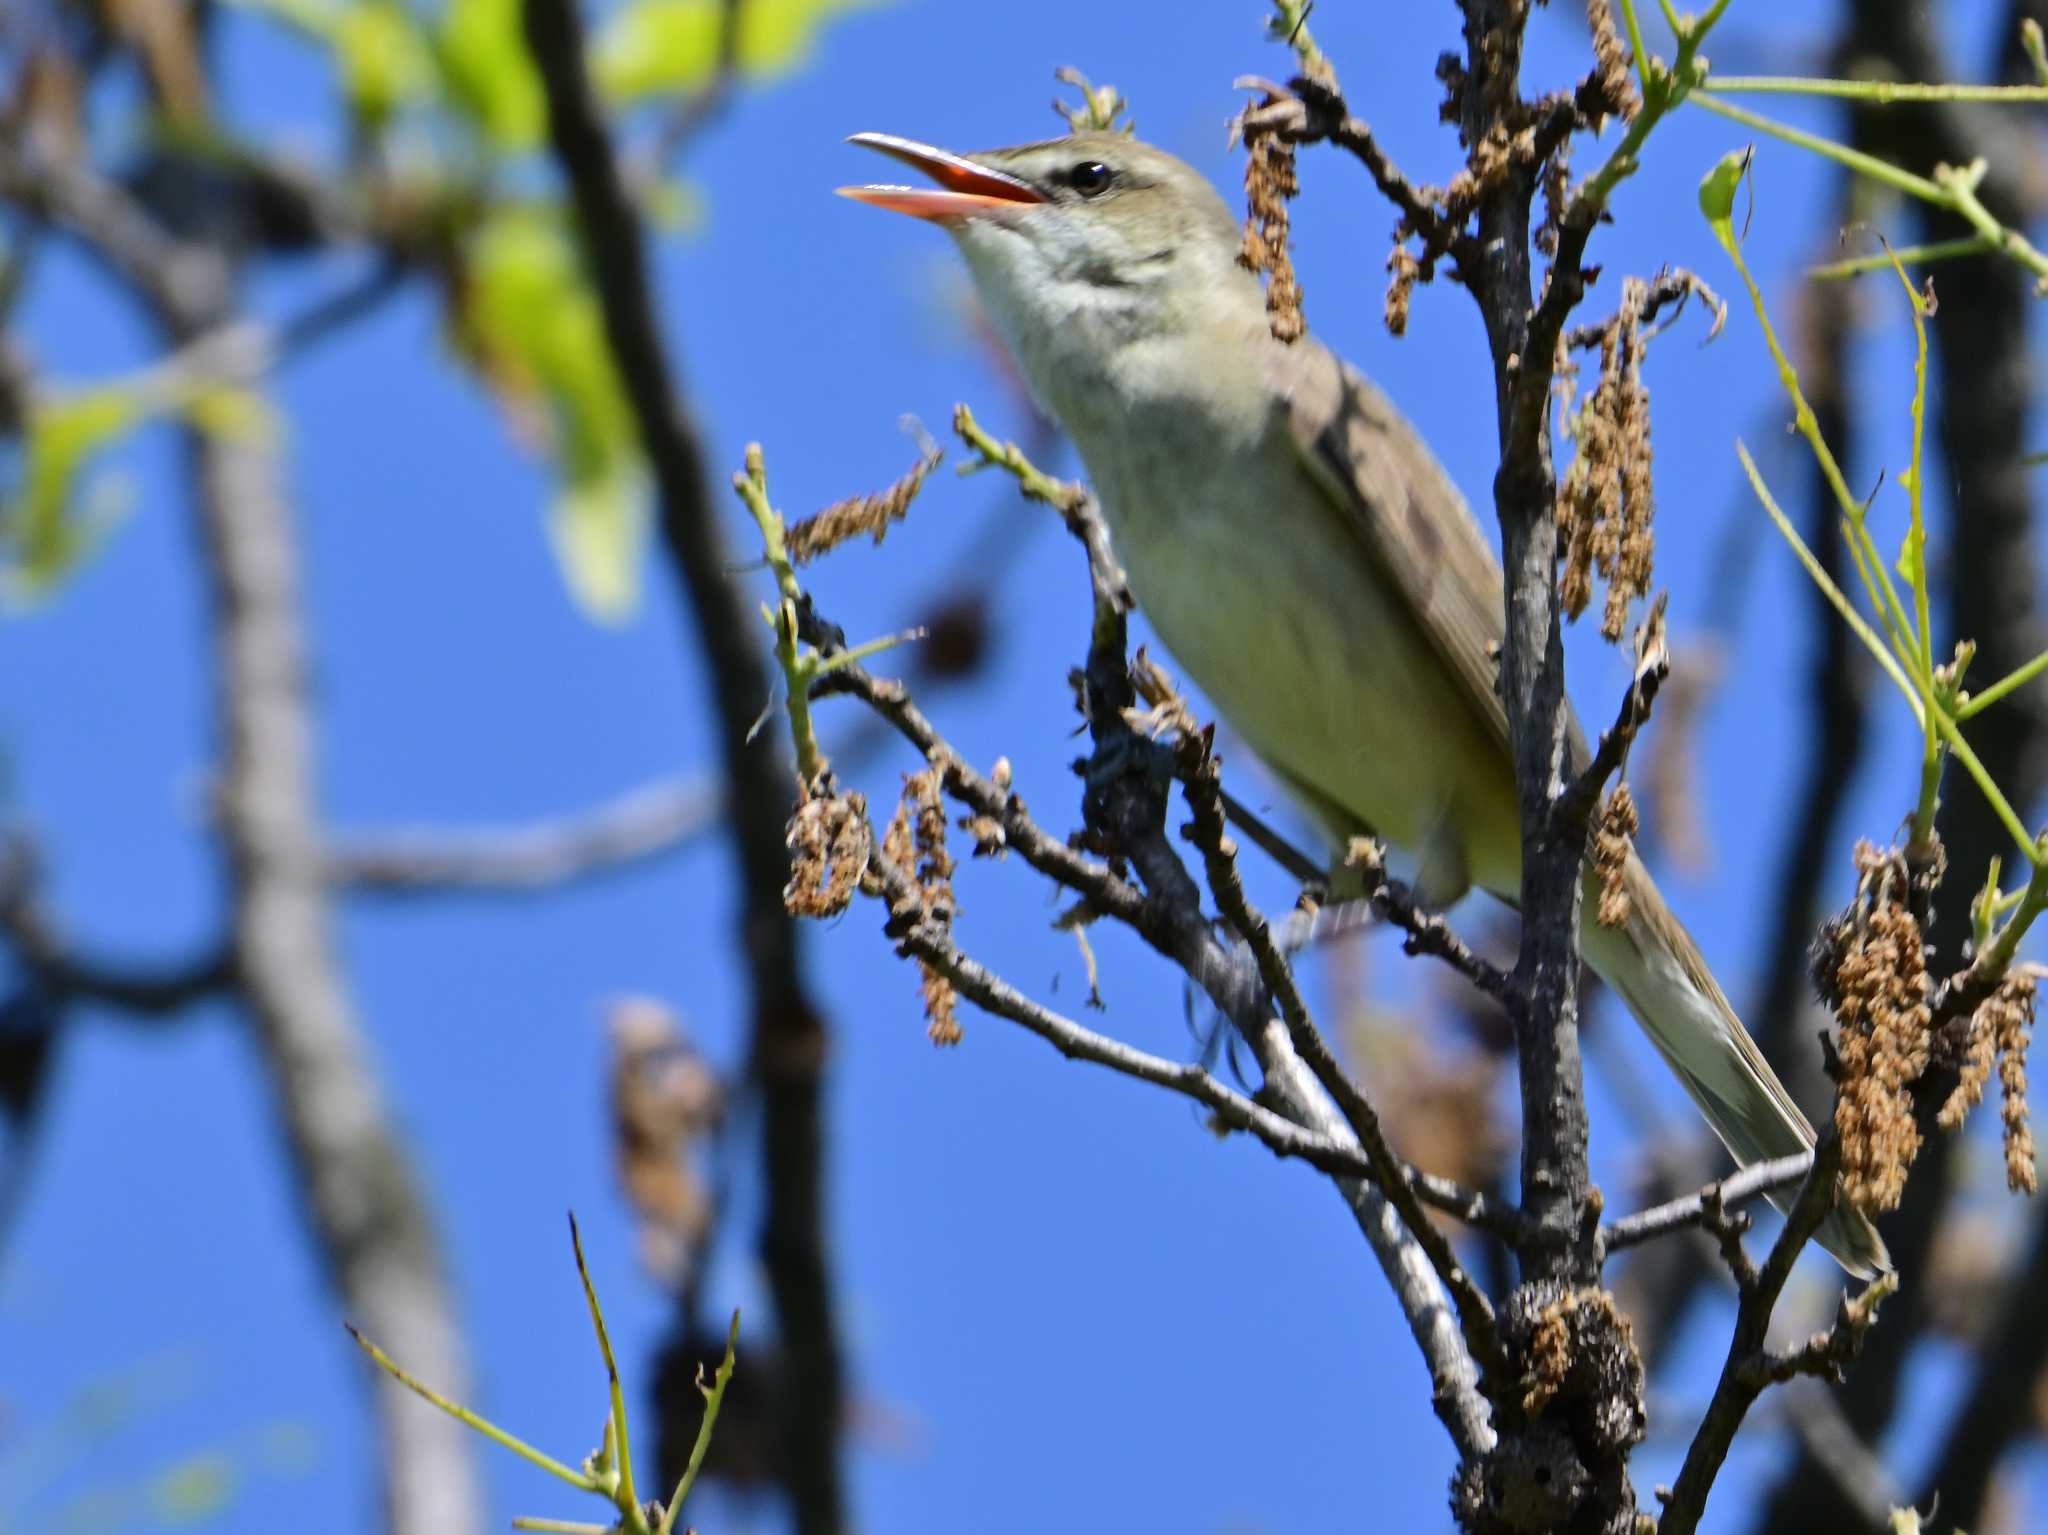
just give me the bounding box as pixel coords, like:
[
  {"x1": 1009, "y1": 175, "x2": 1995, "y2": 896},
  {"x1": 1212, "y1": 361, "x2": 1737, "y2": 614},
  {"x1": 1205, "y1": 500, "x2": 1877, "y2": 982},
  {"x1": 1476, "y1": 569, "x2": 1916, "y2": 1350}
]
[{"x1": 1067, "y1": 160, "x2": 1114, "y2": 197}]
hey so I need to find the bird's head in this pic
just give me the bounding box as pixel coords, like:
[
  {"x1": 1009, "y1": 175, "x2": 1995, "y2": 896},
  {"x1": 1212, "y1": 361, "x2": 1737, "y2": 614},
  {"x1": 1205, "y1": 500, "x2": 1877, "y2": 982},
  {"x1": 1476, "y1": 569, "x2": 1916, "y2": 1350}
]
[{"x1": 840, "y1": 131, "x2": 1258, "y2": 412}]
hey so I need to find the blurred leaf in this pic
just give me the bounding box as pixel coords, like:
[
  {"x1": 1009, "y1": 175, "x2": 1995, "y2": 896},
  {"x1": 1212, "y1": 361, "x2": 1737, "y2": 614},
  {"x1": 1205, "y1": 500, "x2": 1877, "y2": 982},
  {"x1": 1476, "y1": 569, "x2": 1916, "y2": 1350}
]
[
  {"x1": 3, "y1": 383, "x2": 277, "y2": 601},
  {"x1": 219, "y1": 0, "x2": 343, "y2": 45},
  {"x1": 456, "y1": 211, "x2": 649, "y2": 619},
  {"x1": 593, "y1": 0, "x2": 881, "y2": 103},
  {"x1": 550, "y1": 463, "x2": 650, "y2": 620},
  {"x1": 334, "y1": 0, "x2": 435, "y2": 126},
  {"x1": 181, "y1": 386, "x2": 278, "y2": 444},
  {"x1": 435, "y1": 0, "x2": 546, "y2": 148},
  {"x1": 147, "y1": 1455, "x2": 237, "y2": 1525},
  {"x1": 5, "y1": 389, "x2": 143, "y2": 597},
  {"x1": 226, "y1": 0, "x2": 434, "y2": 127}
]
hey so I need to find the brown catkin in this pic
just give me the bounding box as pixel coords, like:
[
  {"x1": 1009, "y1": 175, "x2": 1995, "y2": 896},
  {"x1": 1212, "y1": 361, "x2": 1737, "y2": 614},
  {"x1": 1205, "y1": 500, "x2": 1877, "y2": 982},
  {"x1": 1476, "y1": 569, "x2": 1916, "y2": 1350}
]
[
  {"x1": 1557, "y1": 279, "x2": 1657, "y2": 642},
  {"x1": 783, "y1": 788, "x2": 870, "y2": 919},
  {"x1": 1594, "y1": 784, "x2": 1638, "y2": 929},
  {"x1": 783, "y1": 446, "x2": 942, "y2": 565},
  {"x1": 1582, "y1": 0, "x2": 1642, "y2": 125},
  {"x1": 1993, "y1": 973, "x2": 2037, "y2": 1193},
  {"x1": 1240, "y1": 130, "x2": 1306, "y2": 343},
  {"x1": 895, "y1": 769, "x2": 962, "y2": 1045},
  {"x1": 1825, "y1": 845, "x2": 1934, "y2": 1215}
]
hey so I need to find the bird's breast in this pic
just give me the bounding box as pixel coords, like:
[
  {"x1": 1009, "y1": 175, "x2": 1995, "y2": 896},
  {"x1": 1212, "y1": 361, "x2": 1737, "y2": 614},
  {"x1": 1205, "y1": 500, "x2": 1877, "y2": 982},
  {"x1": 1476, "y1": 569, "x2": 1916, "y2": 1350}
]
[{"x1": 1070, "y1": 390, "x2": 1520, "y2": 897}]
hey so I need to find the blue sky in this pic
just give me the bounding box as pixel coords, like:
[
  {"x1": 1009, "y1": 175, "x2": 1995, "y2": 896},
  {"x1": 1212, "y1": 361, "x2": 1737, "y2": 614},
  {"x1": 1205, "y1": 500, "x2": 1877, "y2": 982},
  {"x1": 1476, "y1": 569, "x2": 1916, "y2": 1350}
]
[{"x1": 5, "y1": 1, "x2": 2046, "y2": 1531}]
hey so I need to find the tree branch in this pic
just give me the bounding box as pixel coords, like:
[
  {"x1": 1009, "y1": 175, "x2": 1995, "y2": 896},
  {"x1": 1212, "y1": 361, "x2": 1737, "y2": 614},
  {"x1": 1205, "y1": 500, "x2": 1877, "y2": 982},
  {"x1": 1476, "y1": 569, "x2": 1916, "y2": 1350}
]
[
  {"x1": 1598, "y1": 1153, "x2": 1813, "y2": 1256},
  {"x1": 520, "y1": 3, "x2": 842, "y2": 1526},
  {"x1": 812, "y1": 601, "x2": 1499, "y2": 1457},
  {"x1": 1659, "y1": 1139, "x2": 1892, "y2": 1535},
  {"x1": 1755, "y1": 8, "x2": 2048, "y2": 1527},
  {"x1": 326, "y1": 777, "x2": 721, "y2": 894},
  {"x1": 3, "y1": 137, "x2": 486, "y2": 1535},
  {"x1": 1, "y1": 838, "x2": 233, "y2": 1015},
  {"x1": 1175, "y1": 729, "x2": 1512, "y2": 1389},
  {"x1": 863, "y1": 847, "x2": 1520, "y2": 1238}
]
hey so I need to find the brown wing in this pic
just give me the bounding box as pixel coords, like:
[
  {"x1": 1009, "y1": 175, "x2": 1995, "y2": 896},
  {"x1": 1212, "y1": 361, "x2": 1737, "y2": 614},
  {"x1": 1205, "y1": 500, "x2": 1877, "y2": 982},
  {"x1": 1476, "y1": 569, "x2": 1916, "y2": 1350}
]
[
  {"x1": 1267, "y1": 341, "x2": 1513, "y2": 745},
  {"x1": 1270, "y1": 339, "x2": 1596, "y2": 777}
]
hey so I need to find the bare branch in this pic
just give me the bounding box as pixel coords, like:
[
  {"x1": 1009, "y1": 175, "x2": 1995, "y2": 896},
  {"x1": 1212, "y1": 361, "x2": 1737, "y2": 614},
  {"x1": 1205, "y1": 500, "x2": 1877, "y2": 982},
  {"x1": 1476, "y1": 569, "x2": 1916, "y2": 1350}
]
[
  {"x1": 1553, "y1": 594, "x2": 1670, "y2": 840},
  {"x1": 1175, "y1": 726, "x2": 1512, "y2": 1390},
  {"x1": 1659, "y1": 1138, "x2": 1894, "y2": 1535},
  {"x1": 1912, "y1": 1202, "x2": 2048, "y2": 1527},
  {"x1": 1598, "y1": 1153, "x2": 1813, "y2": 1257},
  {"x1": 813, "y1": 636, "x2": 1499, "y2": 1457},
  {"x1": 1234, "y1": 77, "x2": 1476, "y2": 270},
  {"x1": 1773, "y1": 1379, "x2": 1904, "y2": 1530},
  {"x1": 1561, "y1": 268, "x2": 1726, "y2": 352},
  {"x1": 520, "y1": 3, "x2": 843, "y2": 1524},
  {"x1": 1344, "y1": 841, "x2": 1514, "y2": 1004},
  {"x1": 0, "y1": 837, "x2": 232, "y2": 1015},
  {"x1": 864, "y1": 845, "x2": 1519, "y2": 1237},
  {"x1": 327, "y1": 777, "x2": 721, "y2": 894},
  {"x1": 4, "y1": 135, "x2": 486, "y2": 1535}
]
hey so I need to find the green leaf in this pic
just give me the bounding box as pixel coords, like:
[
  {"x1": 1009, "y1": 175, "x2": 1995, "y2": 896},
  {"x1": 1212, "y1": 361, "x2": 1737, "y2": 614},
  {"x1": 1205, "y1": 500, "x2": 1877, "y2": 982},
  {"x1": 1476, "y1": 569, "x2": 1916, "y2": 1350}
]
[
  {"x1": 1698, "y1": 148, "x2": 1748, "y2": 232},
  {"x1": 5, "y1": 389, "x2": 143, "y2": 598},
  {"x1": 593, "y1": 0, "x2": 881, "y2": 103},
  {"x1": 334, "y1": 0, "x2": 434, "y2": 126},
  {"x1": 456, "y1": 211, "x2": 649, "y2": 620},
  {"x1": 4, "y1": 381, "x2": 277, "y2": 602},
  {"x1": 549, "y1": 465, "x2": 650, "y2": 621},
  {"x1": 435, "y1": 0, "x2": 546, "y2": 147}
]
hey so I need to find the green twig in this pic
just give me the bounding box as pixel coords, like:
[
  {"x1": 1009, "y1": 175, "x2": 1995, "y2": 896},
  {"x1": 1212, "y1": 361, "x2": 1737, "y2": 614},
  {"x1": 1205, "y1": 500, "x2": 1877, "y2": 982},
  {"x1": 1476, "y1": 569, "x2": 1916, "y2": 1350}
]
[
  {"x1": 1566, "y1": 0, "x2": 1734, "y2": 239},
  {"x1": 348, "y1": 1223, "x2": 741, "y2": 1535},
  {"x1": 345, "y1": 1326, "x2": 597, "y2": 1493},
  {"x1": 732, "y1": 443, "x2": 825, "y2": 784},
  {"x1": 1933, "y1": 709, "x2": 2044, "y2": 861},
  {"x1": 1958, "y1": 648, "x2": 2048, "y2": 720},
  {"x1": 952, "y1": 404, "x2": 1082, "y2": 509},
  {"x1": 1808, "y1": 235, "x2": 1992, "y2": 281},
  {"x1": 1690, "y1": 93, "x2": 2048, "y2": 287},
  {"x1": 1736, "y1": 443, "x2": 1923, "y2": 714},
  {"x1": 1935, "y1": 159, "x2": 2048, "y2": 286},
  {"x1": 1879, "y1": 242, "x2": 1942, "y2": 845},
  {"x1": 654, "y1": 1311, "x2": 742, "y2": 1535},
  {"x1": 1267, "y1": 0, "x2": 1336, "y2": 86},
  {"x1": 1617, "y1": 0, "x2": 1653, "y2": 91},
  {"x1": 1703, "y1": 75, "x2": 2048, "y2": 103},
  {"x1": 568, "y1": 1213, "x2": 643, "y2": 1525},
  {"x1": 1969, "y1": 843, "x2": 2048, "y2": 979},
  {"x1": 1690, "y1": 91, "x2": 1947, "y2": 201}
]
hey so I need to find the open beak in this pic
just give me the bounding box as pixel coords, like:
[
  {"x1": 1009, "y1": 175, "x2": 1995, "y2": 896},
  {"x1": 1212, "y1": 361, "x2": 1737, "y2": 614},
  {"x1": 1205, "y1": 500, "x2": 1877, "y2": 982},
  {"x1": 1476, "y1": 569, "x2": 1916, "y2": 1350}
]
[{"x1": 837, "y1": 132, "x2": 1046, "y2": 223}]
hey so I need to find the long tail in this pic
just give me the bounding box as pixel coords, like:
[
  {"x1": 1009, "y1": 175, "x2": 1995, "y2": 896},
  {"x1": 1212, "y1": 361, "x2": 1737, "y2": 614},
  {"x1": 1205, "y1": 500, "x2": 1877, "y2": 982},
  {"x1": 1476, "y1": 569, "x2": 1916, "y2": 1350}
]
[{"x1": 1579, "y1": 854, "x2": 1890, "y2": 1278}]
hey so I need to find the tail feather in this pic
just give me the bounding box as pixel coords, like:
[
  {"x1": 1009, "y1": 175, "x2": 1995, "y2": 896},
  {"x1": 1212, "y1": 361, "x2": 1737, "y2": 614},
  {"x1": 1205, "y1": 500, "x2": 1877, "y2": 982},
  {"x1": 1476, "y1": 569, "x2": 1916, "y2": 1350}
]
[{"x1": 1581, "y1": 855, "x2": 1890, "y2": 1279}]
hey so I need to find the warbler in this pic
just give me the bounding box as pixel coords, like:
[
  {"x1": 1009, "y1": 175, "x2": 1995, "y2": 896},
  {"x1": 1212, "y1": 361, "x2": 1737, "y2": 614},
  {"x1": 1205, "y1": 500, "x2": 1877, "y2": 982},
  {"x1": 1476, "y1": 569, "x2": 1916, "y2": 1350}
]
[{"x1": 840, "y1": 129, "x2": 1887, "y2": 1277}]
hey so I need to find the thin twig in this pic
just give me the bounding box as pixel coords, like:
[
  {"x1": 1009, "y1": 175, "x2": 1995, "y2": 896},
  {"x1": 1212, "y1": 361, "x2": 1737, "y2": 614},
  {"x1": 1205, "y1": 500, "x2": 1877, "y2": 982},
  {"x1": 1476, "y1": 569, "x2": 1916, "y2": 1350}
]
[
  {"x1": 1345, "y1": 842, "x2": 1515, "y2": 1003},
  {"x1": 326, "y1": 777, "x2": 721, "y2": 893},
  {"x1": 1599, "y1": 1153, "x2": 1812, "y2": 1255},
  {"x1": 1176, "y1": 730, "x2": 1512, "y2": 1389},
  {"x1": 1554, "y1": 592, "x2": 1671, "y2": 837},
  {"x1": 865, "y1": 846, "x2": 1520, "y2": 1237},
  {"x1": 520, "y1": 2, "x2": 842, "y2": 1526},
  {"x1": 1234, "y1": 77, "x2": 1474, "y2": 268},
  {"x1": 1659, "y1": 1138, "x2": 1894, "y2": 1535},
  {"x1": 1, "y1": 837, "x2": 234, "y2": 1013}
]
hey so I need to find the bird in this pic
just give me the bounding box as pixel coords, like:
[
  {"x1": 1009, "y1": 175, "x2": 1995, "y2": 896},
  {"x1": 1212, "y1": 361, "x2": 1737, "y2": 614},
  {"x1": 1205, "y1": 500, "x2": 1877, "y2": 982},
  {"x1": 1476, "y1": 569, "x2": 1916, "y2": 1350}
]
[{"x1": 838, "y1": 127, "x2": 1888, "y2": 1278}]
